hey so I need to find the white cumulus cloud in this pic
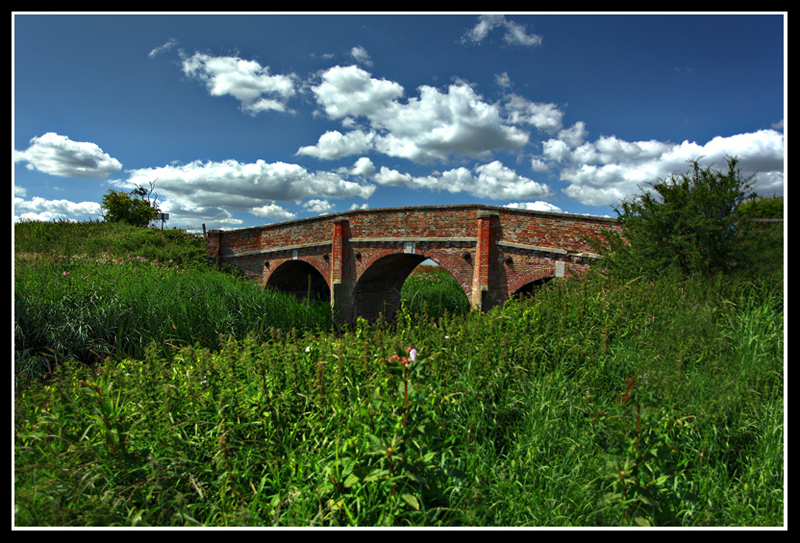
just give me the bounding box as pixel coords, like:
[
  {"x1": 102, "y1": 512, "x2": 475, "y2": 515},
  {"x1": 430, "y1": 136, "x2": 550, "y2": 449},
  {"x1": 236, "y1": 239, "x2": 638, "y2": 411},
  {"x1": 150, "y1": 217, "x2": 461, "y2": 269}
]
[
  {"x1": 557, "y1": 121, "x2": 589, "y2": 148},
  {"x1": 296, "y1": 130, "x2": 375, "y2": 160},
  {"x1": 503, "y1": 94, "x2": 564, "y2": 134},
  {"x1": 350, "y1": 45, "x2": 372, "y2": 66},
  {"x1": 351, "y1": 157, "x2": 376, "y2": 177},
  {"x1": 123, "y1": 158, "x2": 375, "y2": 224},
  {"x1": 180, "y1": 51, "x2": 298, "y2": 115},
  {"x1": 311, "y1": 64, "x2": 404, "y2": 120},
  {"x1": 251, "y1": 203, "x2": 296, "y2": 221},
  {"x1": 14, "y1": 196, "x2": 103, "y2": 222},
  {"x1": 303, "y1": 199, "x2": 335, "y2": 214},
  {"x1": 307, "y1": 65, "x2": 531, "y2": 164},
  {"x1": 373, "y1": 160, "x2": 551, "y2": 201},
  {"x1": 13, "y1": 133, "x2": 122, "y2": 179},
  {"x1": 472, "y1": 160, "x2": 552, "y2": 199},
  {"x1": 373, "y1": 83, "x2": 530, "y2": 163},
  {"x1": 495, "y1": 72, "x2": 512, "y2": 88},
  {"x1": 545, "y1": 128, "x2": 785, "y2": 207},
  {"x1": 505, "y1": 201, "x2": 563, "y2": 213}
]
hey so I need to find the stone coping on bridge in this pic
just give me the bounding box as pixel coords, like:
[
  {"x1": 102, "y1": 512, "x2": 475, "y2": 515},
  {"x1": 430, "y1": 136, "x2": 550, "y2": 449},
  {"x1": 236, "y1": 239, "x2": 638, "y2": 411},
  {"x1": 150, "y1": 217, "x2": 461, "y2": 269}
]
[
  {"x1": 497, "y1": 240, "x2": 602, "y2": 259},
  {"x1": 206, "y1": 203, "x2": 617, "y2": 235},
  {"x1": 226, "y1": 237, "x2": 602, "y2": 260}
]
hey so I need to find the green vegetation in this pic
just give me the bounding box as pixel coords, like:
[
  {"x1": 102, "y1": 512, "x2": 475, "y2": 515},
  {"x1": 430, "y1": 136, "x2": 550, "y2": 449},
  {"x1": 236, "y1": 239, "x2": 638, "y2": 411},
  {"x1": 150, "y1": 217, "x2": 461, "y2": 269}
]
[
  {"x1": 14, "y1": 218, "x2": 210, "y2": 269},
  {"x1": 597, "y1": 157, "x2": 783, "y2": 285},
  {"x1": 14, "y1": 220, "x2": 334, "y2": 385},
  {"x1": 100, "y1": 181, "x2": 162, "y2": 228},
  {"x1": 14, "y1": 177, "x2": 783, "y2": 526},
  {"x1": 401, "y1": 265, "x2": 471, "y2": 320}
]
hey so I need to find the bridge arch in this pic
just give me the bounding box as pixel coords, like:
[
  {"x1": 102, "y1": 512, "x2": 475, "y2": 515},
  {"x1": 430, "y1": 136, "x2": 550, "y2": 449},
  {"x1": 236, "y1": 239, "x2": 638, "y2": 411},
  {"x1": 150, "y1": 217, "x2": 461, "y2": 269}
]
[
  {"x1": 265, "y1": 259, "x2": 330, "y2": 303},
  {"x1": 352, "y1": 253, "x2": 426, "y2": 321},
  {"x1": 507, "y1": 268, "x2": 556, "y2": 299},
  {"x1": 351, "y1": 251, "x2": 472, "y2": 322}
]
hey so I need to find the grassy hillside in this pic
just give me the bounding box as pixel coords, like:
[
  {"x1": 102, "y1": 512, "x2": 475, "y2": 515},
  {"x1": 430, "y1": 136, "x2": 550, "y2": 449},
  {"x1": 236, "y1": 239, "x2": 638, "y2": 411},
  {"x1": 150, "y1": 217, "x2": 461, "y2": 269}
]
[
  {"x1": 14, "y1": 220, "x2": 784, "y2": 527},
  {"x1": 14, "y1": 219, "x2": 211, "y2": 269},
  {"x1": 14, "y1": 220, "x2": 335, "y2": 382}
]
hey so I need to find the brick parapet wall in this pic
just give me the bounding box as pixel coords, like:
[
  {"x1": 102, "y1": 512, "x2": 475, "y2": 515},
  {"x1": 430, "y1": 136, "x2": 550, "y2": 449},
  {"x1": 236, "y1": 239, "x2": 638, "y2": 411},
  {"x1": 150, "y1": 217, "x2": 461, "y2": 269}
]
[{"x1": 208, "y1": 205, "x2": 617, "y2": 257}]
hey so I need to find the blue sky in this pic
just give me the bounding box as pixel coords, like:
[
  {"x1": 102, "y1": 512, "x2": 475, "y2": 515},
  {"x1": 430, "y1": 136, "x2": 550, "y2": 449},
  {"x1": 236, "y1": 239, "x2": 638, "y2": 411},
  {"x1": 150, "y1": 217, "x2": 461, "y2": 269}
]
[{"x1": 13, "y1": 12, "x2": 785, "y2": 230}]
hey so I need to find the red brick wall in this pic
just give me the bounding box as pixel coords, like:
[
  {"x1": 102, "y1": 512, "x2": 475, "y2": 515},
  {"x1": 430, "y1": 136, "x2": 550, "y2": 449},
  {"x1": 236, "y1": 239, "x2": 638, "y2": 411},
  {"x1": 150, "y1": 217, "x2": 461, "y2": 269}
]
[
  {"x1": 495, "y1": 207, "x2": 615, "y2": 252},
  {"x1": 209, "y1": 205, "x2": 617, "y2": 259}
]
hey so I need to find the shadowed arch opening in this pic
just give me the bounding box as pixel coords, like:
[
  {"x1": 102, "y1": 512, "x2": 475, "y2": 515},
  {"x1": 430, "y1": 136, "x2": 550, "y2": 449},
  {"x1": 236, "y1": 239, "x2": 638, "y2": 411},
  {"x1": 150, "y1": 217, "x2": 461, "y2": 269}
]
[
  {"x1": 511, "y1": 275, "x2": 555, "y2": 299},
  {"x1": 354, "y1": 254, "x2": 472, "y2": 322},
  {"x1": 266, "y1": 260, "x2": 330, "y2": 302},
  {"x1": 353, "y1": 253, "x2": 428, "y2": 322}
]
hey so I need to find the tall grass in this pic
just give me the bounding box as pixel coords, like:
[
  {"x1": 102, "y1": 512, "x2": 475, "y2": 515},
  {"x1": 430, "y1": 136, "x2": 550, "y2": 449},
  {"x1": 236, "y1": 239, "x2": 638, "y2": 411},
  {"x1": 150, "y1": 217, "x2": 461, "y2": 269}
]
[
  {"x1": 14, "y1": 222, "x2": 333, "y2": 387},
  {"x1": 13, "y1": 221, "x2": 784, "y2": 527},
  {"x1": 400, "y1": 265, "x2": 471, "y2": 320}
]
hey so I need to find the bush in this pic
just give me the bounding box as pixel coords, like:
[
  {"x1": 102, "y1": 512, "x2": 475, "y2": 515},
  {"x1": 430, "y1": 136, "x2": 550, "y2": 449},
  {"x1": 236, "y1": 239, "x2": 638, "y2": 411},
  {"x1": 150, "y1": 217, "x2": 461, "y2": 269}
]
[{"x1": 597, "y1": 156, "x2": 763, "y2": 280}]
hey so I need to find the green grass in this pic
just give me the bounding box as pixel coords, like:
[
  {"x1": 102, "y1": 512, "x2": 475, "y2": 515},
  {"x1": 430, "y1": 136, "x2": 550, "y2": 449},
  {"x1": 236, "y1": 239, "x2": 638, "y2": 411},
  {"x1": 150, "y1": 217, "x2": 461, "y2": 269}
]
[
  {"x1": 14, "y1": 218, "x2": 211, "y2": 268},
  {"x1": 14, "y1": 220, "x2": 784, "y2": 527},
  {"x1": 400, "y1": 265, "x2": 471, "y2": 320},
  {"x1": 14, "y1": 221, "x2": 334, "y2": 384}
]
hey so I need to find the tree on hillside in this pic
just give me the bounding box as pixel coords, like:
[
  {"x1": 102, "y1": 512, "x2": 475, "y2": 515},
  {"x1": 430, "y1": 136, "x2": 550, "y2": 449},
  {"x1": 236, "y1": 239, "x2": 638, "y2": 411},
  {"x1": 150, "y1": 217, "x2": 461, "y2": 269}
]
[
  {"x1": 597, "y1": 156, "x2": 760, "y2": 279},
  {"x1": 101, "y1": 180, "x2": 160, "y2": 227}
]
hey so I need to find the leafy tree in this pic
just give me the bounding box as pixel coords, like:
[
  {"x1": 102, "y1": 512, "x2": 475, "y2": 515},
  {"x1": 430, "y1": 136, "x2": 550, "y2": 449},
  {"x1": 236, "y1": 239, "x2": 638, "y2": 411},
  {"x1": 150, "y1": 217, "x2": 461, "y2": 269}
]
[
  {"x1": 101, "y1": 180, "x2": 160, "y2": 227},
  {"x1": 597, "y1": 157, "x2": 759, "y2": 279}
]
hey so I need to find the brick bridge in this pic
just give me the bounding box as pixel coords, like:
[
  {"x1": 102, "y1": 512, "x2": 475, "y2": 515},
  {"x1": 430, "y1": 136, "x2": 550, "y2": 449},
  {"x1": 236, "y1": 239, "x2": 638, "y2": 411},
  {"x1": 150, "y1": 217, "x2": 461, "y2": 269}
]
[{"x1": 205, "y1": 204, "x2": 619, "y2": 323}]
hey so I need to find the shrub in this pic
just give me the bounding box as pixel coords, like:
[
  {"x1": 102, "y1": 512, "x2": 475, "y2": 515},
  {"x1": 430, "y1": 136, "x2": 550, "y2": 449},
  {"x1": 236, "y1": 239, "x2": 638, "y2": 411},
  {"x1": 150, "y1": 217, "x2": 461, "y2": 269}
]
[{"x1": 597, "y1": 156, "x2": 760, "y2": 280}]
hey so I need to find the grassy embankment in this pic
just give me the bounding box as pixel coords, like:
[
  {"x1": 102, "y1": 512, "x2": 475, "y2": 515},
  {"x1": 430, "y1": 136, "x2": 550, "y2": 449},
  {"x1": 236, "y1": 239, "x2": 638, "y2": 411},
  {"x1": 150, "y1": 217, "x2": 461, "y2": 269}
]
[{"x1": 14, "y1": 219, "x2": 784, "y2": 527}]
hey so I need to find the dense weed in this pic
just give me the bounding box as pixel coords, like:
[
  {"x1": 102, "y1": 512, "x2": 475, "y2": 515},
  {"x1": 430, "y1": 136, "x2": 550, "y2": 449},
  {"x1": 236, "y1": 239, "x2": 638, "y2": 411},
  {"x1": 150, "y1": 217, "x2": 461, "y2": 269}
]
[{"x1": 14, "y1": 221, "x2": 784, "y2": 527}]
